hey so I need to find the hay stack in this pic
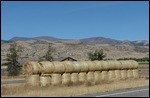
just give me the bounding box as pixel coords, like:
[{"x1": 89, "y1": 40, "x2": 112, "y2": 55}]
[
  {"x1": 78, "y1": 61, "x2": 89, "y2": 72},
  {"x1": 40, "y1": 74, "x2": 51, "y2": 86},
  {"x1": 127, "y1": 70, "x2": 133, "y2": 78},
  {"x1": 51, "y1": 74, "x2": 62, "y2": 86},
  {"x1": 129, "y1": 60, "x2": 138, "y2": 69},
  {"x1": 108, "y1": 70, "x2": 115, "y2": 81},
  {"x1": 121, "y1": 70, "x2": 127, "y2": 80},
  {"x1": 107, "y1": 60, "x2": 116, "y2": 70},
  {"x1": 87, "y1": 61, "x2": 96, "y2": 71},
  {"x1": 94, "y1": 71, "x2": 101, "y2": 84},
  {"x1": 114, "y1": 60, "x2": 122, "y2": 70},
  {"x1": 79, "y1": 72, "x2": 87, "y2": 84},
  {"x1": 93, "y1": 61, "x2": 103, "y2": 71},
  {"x1": 101, "y1": 71, "x2": 108, "y2": 82},
  {"x1": 23, "y1": 61, "x2": 41, "y2": 75},
  {"x1": 26, "y1": 74, "x2": 40, "y2": 86},
  {"x1": 125, "y1": 60, "x2": 133, "y2": 69},
  {"x1": 39, "y1": 61, "x2": 54, "y2": 74},
  {"x1": 63, "y1": 61, "x2": 74, "y2": 73},
  {"x1": 115, "y1": 70, "x2": 121, "y2": 80},
  {"x1": 62, "y1": 73, "x2": 71, "y2": 85},
  {"x1": 132, "y1": 69, "x2": 139, "y2": 79},
  {"x1": 71, "y1": 73, "x2": 79, "y2": 85},
  {"x1": 101, "y1": 61, "x2": 109, "y2": 71},
  {"x1": 72, "y1": 62, "x2": 81, "y2": 73},
  {"x1": 87, "y1": 71, "x2": 95, "y2": 85},
  {"x1": 119, "y1": 61, "x2": 128, "y2": 70},
  {"x1": 52, "y1": 61, "x2": 65, "y2": 74}
]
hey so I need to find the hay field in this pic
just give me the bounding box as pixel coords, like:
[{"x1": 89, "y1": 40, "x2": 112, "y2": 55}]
[{"x1": 1, "y1": 77, "x2": 149, "y2": 97}]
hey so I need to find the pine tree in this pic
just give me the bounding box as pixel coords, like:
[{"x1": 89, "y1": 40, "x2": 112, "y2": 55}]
[
  {"x1": 39, "y1": 44, "x2": 54, "y2": 62},
  {"x1": 88, "y1": 49, "x2": 106, "y2": 61},
  {"x1": 2, "y1": 42, "x2": 22, "y2": 76}
]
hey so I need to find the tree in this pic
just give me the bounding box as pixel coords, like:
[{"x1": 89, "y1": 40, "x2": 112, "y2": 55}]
[
  {"x1": 2, "y1": 42, "x2": 22, "y2": 76},
  {"x1": 39, "y1": 44, "x2": 54, "y2": 61},
  {"x1": 88, "y1": 49, "x2": 106, "y2": 61}
]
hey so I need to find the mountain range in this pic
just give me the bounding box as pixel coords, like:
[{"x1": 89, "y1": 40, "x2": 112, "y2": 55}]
[{"x1": 2, "y1": 36, "x2": 149, "y2": 46}]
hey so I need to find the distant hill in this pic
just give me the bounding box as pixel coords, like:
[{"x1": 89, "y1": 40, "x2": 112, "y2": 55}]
[{"x1": 3, "y1": 36, "x2": 149, "y2": 46}]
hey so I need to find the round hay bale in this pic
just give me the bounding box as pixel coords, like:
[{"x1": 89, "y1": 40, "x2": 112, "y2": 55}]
[
  {"x1": 79, "y1": 72, "x2": 87, "y2": 84},
  {"x1": 125, "y1": 60, "x2": 133, "y2": 69},
  {"x1": 120, "y1": 70, "x2": 127, "y2": 80},
  {"x1": 52, "y1": 61, "x2": 65, "y2": 74},
  {"x1": 119, "y1": 61, "x2": 128, "y2": 70},
  {"x1": 127, "y1": 70, "x2": 133, "y2": 78},
  {"x1": 26, "y1": 74, "x2": 40, "y2": 86},
  {"x1": 40, "y1": 74, "x2": 51, "y2": 86},
  {"x1": 101, "y1": 61, "x2": 109, "y2": 71},
  {"x1": 132, "y1": 69, "x2": 139, "y2": 79},
  {"x1": 71, "y1": 73, "x2": 79, "y2": 85},
  {"x1": 51, "y1": 74, "x2": 62, "y2": 86},
  {"x1": 62, "y1": 73, "x2": 71, "y2": 86},
  {"x1": 23, "y1": 61, "x2": 42, "y2": 75},
  {"x1": 86, "y1": 61, "x2": 96, "y2": 71},
  {"x1": 78, "y1": 61, "x2": 89, "y2": 72},
  {"x1": 108, "y1": 70, "x2": 115, "y2": 81},
  {"x1": 72, "y1": 62, "x2": 81, "y2": 72},
  {"x1": 114, "y1": 60, "x2": 122, "y2": 70},
  {"x1": 39, "y1": 61, "x2": 54, "y2": 74},
  {"x1": 129, "y1": 60, "x2": 138, "y2": 69},
  {"x1": 101, "y1": 71, "x2": 108, "y2": 82},
  {"x1": 87, "y1": 71, "x2": 95, "y2": 85},
  {"x1": 93, "y1": 61, "x2": 103, "y2": 71},
  {"x1": 94, "y1": 71, "x2": 101, "y2": 84},
  {"x1": 115, "y1": 70, "x2": 121, "y2": 80},
  {"x1": 107, "y1": 60, "x2": 116, "y2": 70},
  {"x1": 62, "y1": 61, "x2": 74, "y2": 73}
]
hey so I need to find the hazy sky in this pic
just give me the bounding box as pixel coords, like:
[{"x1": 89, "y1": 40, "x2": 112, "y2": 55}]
[{"x1": 1, "y1": 1, "x2": 149, "y2": 41}]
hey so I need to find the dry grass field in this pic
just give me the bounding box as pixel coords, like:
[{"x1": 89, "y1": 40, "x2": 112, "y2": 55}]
[{"x1": 1, "y1": 78, "x2": 149, "y2": 97}]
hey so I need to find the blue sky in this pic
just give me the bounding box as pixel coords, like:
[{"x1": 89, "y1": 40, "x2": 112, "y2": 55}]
[{"x1": 1, "y1": 1, "x2": 149, "y2": 41}]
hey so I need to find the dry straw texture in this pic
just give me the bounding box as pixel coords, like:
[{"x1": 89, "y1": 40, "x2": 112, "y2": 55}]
[
  {"x1": 127, "y1": 70, "x2": 133, "y2": 78},
  {"x1": 52, "y1": 61, "x2": 65, "y2": 74},
  {"x1": 129, "y1": 60, "x2": 138, "y2": 69},
  {"x1": 119, "y1": 61, "x2": 128, "y2": 70},
  {"x1": 108, "y1": 70, "x2": 115, "y2": 81},
  {"x1": 86, "y1": 61, "x2": 96, "y2": 71},
  {"x1": 72, "y1": 62, "x2": 81, "y2": 73},
  {"x1": 101, "y1": 61, "x2": 109, "y2": 71},
  {"x1": 115, "y1": 70, "x2": 121, "y2": 80},
  {"x1": 62, "y1": 73, "x2": 71, "y2": 86},
  {"x1": 132, "y1": 69, "x2": 139, "y2": 79},
  {"x1": 107, "y1": 60, "x2": 116, "y2": 70},
  {"x1": 87, "y1": 71, "x2": 95, "y2": 85},
  {"x1": 26, "y1": 75, "x2": 40, "y2": 86},
  {"x1": 40, "y1": 74, "x2": 51, "y2": 86},
  {"x1": 94, "y1": 71, "x2": 101, "y2": 84},
  {"x1": 79, "y1": 72, "x2": 87, "y2": 84},
  {"x1": 39, "y1": 61, "x2": 54, "y2": 74},
  {"x1": 114, "y1": 60, "x2": 122, "y2": 70},
  {"x1": 78, "y1": 61, "x2": 89, "y2": 72},
  {"x1": 23, "y1": 62, "x2": 41, "y2": 75},
  {"x1": 101, "y1": 71, "x2": 108, "y2": 82},
  {"x1": 71, "y1": 73, "x2": 79, "y2": 85},
  {"x1": 93, "y1": 61, "x2": 103, "y2": 71},
  {"x1": 51, "y1": 74, "x2": 62, "y2": 86},
  {"x1": 121, "y1": 70, "x2": 127, "y2": 80},
  {"x1": 62, "y1": 61, "x2": 74, "y2": 73}
]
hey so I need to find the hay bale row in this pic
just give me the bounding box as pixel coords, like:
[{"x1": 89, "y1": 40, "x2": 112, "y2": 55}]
[
  {"x1": 26, "y1": 69, "x2": 139, "y2": 86},
  {"x1": 23, "y1": 60, "x2": 138, "y2": 74}
]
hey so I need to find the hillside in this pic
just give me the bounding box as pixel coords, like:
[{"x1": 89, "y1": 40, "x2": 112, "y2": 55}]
[{"x1": 1, "y1": 36, "x2": 149, "y2": 65}]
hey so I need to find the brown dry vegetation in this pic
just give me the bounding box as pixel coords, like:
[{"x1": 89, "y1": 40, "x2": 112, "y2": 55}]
[{"x1": 1, "y1": 78, "x2": 149, "y2": 97}]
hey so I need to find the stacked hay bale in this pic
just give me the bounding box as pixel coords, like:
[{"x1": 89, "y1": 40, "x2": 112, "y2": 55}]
[{"x1": 23, "y1": 60, "x2": 139, "y2": 86}]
